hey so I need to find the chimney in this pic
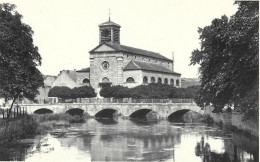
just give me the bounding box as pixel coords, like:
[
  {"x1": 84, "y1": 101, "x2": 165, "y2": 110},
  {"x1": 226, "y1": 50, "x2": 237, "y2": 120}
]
[{"x1": 172, "y1": 51, "x2": 174, "y2": 72}]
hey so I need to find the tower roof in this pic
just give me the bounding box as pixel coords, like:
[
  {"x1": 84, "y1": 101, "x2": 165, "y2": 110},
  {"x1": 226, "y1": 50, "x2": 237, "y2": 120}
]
[{"x1": 99, "y1": 20, "x2": 121, "y2": 27}]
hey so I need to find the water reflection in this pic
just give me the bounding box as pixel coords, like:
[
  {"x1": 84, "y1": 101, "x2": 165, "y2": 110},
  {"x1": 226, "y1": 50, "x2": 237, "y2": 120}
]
[{"x1": 1, "y1": 118, "x2": 257, "y2": 161}]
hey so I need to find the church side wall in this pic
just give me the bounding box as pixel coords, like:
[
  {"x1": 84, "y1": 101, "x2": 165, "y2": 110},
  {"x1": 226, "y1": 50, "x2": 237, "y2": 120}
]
[
  {"x1": 123, "y1": 53, "x2": 173, "y2": 71},
  {"x1": 142, "y1": 71, "x2": 181, "y2": 87}
]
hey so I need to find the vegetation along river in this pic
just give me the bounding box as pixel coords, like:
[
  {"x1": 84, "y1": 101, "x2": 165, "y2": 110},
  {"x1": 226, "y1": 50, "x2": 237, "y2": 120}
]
[{"x1": 1, "y1": 117, "x2": 258, "y2": 162}]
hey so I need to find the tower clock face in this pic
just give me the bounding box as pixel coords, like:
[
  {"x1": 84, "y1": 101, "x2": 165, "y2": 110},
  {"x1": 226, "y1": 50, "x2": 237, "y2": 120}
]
[{"x1": 101, "y1": 61, "x2": 109, "y2": 70}]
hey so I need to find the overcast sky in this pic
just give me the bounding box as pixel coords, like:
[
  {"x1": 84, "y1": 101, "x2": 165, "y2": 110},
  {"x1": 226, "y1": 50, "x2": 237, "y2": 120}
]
[{"x1": 1, "y1": 0, "x2": 238, "y2": 78}]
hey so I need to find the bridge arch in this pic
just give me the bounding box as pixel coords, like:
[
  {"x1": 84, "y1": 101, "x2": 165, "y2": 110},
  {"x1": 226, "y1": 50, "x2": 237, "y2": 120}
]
[
  {"x1": 34, "y1": 108, "x2": 53, "y2": 114},
  {"x1": 168, "y1": 109, "x2": 202, "y2": 122},
  {"x1": 95, "y1": 108, "x2": 118, "y2": 119},
  {"x1": 129, "y1": 109, "x2": 159, "y2": 120},
  {"x1": 66, "y1": 108, "x2": 84, "y2": 116}
]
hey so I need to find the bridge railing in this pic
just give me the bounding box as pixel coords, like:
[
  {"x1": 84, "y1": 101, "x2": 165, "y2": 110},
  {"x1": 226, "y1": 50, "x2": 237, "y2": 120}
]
[{"x1": 78, "y1": 98, "x2": 194, "y2": 104}]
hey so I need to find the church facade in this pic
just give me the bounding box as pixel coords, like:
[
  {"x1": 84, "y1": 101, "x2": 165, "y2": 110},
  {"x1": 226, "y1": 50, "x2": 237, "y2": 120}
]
[{"x1": 88, "y1": 19, "x2": 181, "y2": 94}]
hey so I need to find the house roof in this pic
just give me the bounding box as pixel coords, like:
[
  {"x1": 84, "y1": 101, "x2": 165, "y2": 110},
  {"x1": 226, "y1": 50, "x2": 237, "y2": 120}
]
[
  {"x1": 58, "y1": 70, "x2": 77, "y2": 82},
  {"x1": 90, "y1": 42, "x2": 172, "y2": 62},
  {"x1": 43, "y1": 75, "x2": 57, "y2": 87},
  {"x1": 99, "y1": 20, "x2": 121, "y2": 27},
  {"x1": 76, "y1": 67, "x2": 90, "y2": 72},
  {"x1": 124, "y1": 60, "x2": 181, "y2": 75}
]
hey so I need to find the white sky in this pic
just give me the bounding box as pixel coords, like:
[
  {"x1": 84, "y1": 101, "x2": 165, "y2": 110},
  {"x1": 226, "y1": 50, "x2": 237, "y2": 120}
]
[{"x1": 1, "y1": 0, "x2": 238, "y2": 78}]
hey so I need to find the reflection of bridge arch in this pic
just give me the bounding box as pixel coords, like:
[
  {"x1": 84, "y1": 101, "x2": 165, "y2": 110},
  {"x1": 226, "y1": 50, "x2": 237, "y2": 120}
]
[{"x1": 34, "y1": 108, "x2": 53, "y2": 114}]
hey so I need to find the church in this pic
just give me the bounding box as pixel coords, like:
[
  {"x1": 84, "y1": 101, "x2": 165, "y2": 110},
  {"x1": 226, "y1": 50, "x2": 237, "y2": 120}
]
[
  {"x1": 85, "y1": 18, "x2": 182, "y2": 94},
  {"x1": 40, "y1": 18, "x2": 182, "y2": 98}
]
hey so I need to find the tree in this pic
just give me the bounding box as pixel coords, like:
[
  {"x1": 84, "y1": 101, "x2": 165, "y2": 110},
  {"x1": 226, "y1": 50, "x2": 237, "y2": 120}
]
[
  {"x1": 48, "y1": 86, "x2": 72, "y2": 100},
  {"x1": 190, "y1": 2, "x2": 258, "y2": 116},
  {"x1": 0, "y1": 3, "x2": 44, "y2": 118},
  {"x1": 48, "y1": 86, "x2": 96, "y2": 101},
  {"x1": 71, "y1": 86, "x2": 96, "y2": 98},
  {"x1": 100, "y1": 85, "x2": 130, "y2": 98}
]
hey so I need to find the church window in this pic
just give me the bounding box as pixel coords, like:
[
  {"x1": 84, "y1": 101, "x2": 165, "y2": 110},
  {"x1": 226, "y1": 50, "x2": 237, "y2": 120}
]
[
  {"x1": 101, "y1": 61, "x2": 109, "y2": 70},
  {"x1": 126, "y1": 77, "x2": 135, "y2": 83},
  {"x1": 151, "y1": 77, "x2": 155, "y2": 83},
  {"x1": 164, "y1": 78, "x2": 168, "y2": 84},
  {"x1": 102, "y1": 77, "x2": 110, "y2": 83},
  {"x1": 170, "y1": 79, "x2": 174, "y2": 86},
  {"x1": 143, "y1": 76, "x2": 148, "y2": 84},
  {"x1": 158, "y1": 77, "x2": 162, "y2": 83},
  {"x1": 176, "y1": 79, "x2": 180, "y2": 86}
]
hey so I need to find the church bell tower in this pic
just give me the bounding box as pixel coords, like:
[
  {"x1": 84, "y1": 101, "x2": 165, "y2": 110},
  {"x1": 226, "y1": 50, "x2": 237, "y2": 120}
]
[{"x1": 99, "y1": 15, "x2": 121, "y2": 44}]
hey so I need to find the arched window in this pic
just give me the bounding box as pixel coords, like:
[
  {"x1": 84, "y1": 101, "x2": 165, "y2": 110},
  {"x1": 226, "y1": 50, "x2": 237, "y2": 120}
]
[
  {"x1": 164, "y1": 78, "x2": 168, "y2": 84},
  {"x1": 82, "y1": 78, "x2": 90, "y2": 84},
  {"x1": 126, "y1": 77, "x2": 135, "y2": 83},
  {"x1": 170, "y1": 79, "x2": 174, "y2": 86},
  {"x1": 176, "y1": 79, "x2": 180, "y2": 86},
  {"x1": 151, "y1": 77, "x2": 155, "y2": 83},
  {"x1": 143, "y1": 76, "x2": 148, "y2": 84},
  {"x1": 158, "y1": 77, "x2": 162, "y2": 83},
  {"x1": 102, "y1": 77, "x2": 110, "y2": 83}
]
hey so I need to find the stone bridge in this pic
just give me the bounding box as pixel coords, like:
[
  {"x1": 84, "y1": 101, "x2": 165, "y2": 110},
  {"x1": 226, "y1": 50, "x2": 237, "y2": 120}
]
[{"x1": 20, "y1": 103, "x2": 203, "y2": 119}]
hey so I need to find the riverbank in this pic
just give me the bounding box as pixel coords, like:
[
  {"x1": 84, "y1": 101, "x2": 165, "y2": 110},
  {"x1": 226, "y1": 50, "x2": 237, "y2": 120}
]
[{"x1": 203, "y1": 106, "x2": 259, "y2": 137}]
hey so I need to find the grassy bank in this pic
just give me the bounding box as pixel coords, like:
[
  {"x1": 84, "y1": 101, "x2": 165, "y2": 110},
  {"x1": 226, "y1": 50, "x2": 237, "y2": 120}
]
[
  {"x1": 0, "y1": 113, "x2": 89, "y2": 144},
  {"x1": 0, "y1": 115, "x2": 40, "y2": 144}
]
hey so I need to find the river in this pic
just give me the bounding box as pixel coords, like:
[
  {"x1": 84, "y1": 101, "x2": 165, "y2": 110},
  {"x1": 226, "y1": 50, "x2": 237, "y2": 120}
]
[{"x1": 1, "y1": 118, "x2": 258, "y2": 162}]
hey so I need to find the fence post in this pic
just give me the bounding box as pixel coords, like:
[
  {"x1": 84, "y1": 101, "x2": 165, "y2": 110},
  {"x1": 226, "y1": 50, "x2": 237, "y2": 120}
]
[{"x1": 16, "y1": 106, "x2": 19, "y2": 118}]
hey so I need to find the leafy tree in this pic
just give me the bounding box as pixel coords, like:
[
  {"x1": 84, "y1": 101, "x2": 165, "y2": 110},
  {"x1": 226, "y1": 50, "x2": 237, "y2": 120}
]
[
  {"x1": 49, "y1": 86, "x2": 96, "y2": 101},
  {"x1": 48, "y1": 86, "x2": 71, "y2": 100},
  {"x1": 190, "y1": 2, "x2": 258, "y2": 116},
  {"x1": 71, "y1": 85, "x2": 96, "y2": 98},
  {"x1": 0, "y1": 3, "x2": 44, "y2": 117},
  {"x1": 100, "y1": 85, "x2": 130, "y2": 98}
]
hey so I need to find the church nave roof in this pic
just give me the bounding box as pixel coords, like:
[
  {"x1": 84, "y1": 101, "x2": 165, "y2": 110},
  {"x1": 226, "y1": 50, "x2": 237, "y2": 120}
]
[{"x1": 124, "y1": 60, "x2": 181, "y2": 76}]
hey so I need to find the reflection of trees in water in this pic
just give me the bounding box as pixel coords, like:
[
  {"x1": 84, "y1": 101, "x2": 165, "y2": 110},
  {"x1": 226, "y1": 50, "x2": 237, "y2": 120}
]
[
  {"x1": 195, "y1": 136, "x2": 231, "y2": 162},
  {"x1": 194, "y1": 135, "x2": 259, "y2": 162},
  {"x1": 0, "y1": 143, "x2": 31, "y2": 161}
]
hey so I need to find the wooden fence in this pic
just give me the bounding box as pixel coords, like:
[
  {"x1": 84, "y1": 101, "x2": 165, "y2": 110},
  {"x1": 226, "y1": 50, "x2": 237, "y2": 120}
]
[{"x1": 1, "y1": 106, "x2": 27, "y2": 119}]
